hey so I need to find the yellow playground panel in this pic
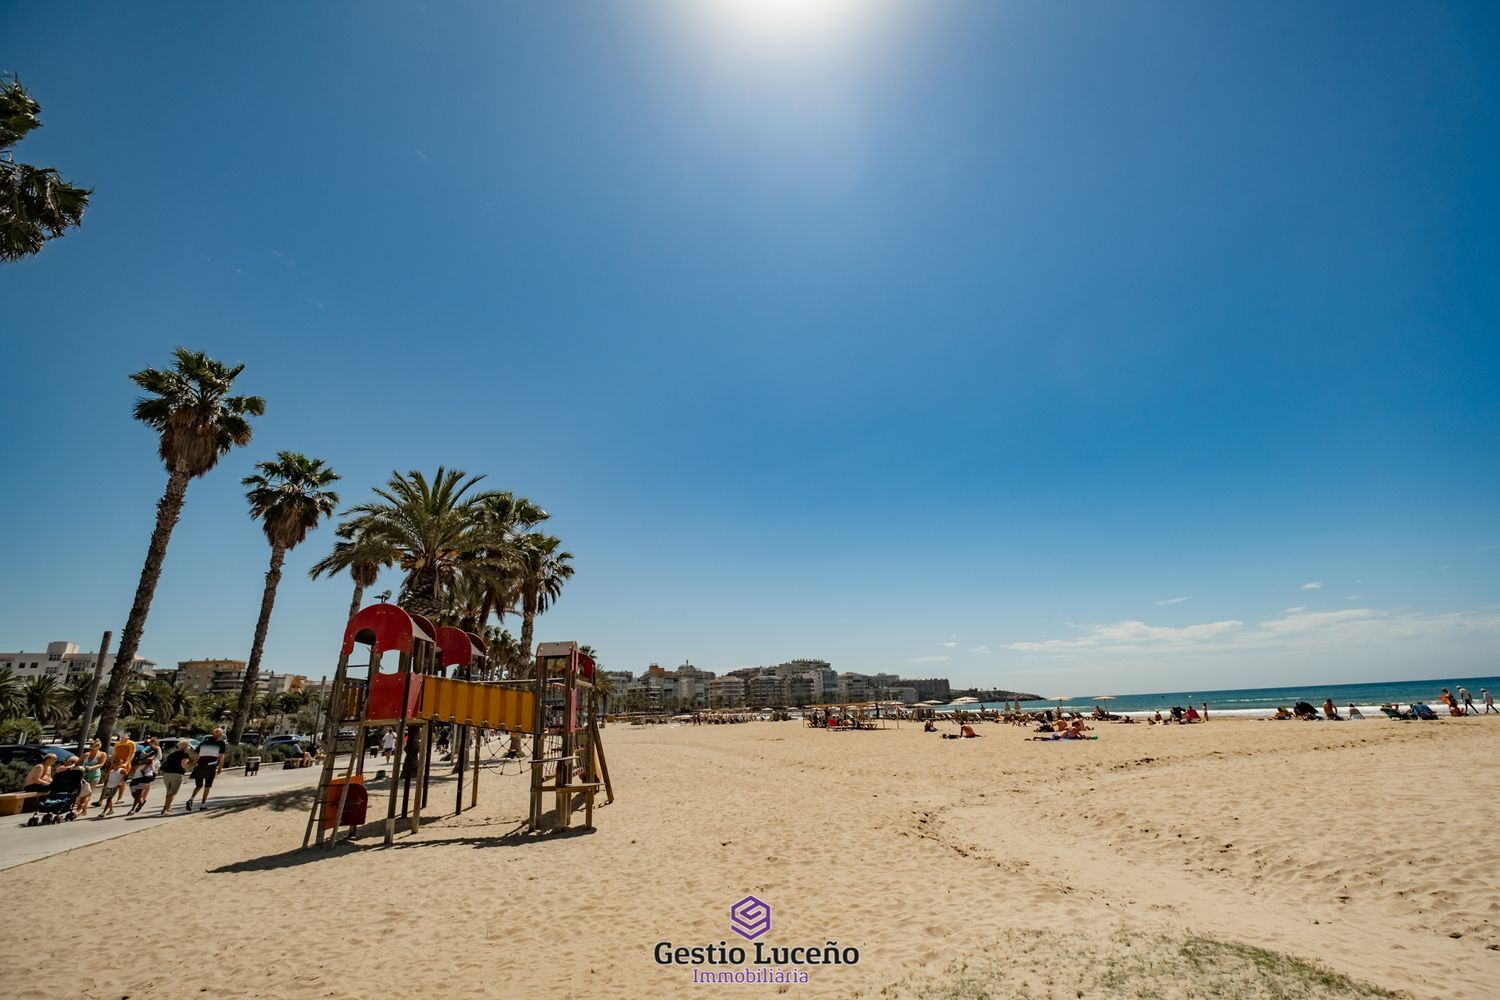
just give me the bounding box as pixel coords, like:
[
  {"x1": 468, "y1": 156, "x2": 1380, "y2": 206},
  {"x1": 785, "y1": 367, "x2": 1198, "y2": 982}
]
[{"x1": 420, "y1": 676, "x2": 535, "y2": 731}]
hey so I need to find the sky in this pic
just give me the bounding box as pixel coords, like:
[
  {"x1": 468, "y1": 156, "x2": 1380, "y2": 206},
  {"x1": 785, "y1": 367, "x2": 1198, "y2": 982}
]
[{"x1": 2, "y1": 1, "x2": 1497, "y2": 696}]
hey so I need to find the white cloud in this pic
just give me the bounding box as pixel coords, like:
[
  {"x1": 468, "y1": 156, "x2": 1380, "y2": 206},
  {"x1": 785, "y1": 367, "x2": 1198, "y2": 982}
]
[
  {"x1": 1154, "y1": 596, "x2": 1190, "y2": 605},
  {"x1": 940, "y1": 641, "x2": 957, "y2": 648},
  {"x1": 1301, "y1": 581, "x2": 1322, "y2": 590},
  {"x1": 970, "y1": 645, "x2": 992, "y2": 654},
  {"x1": 1345, "y1": 594, "x2": 1362, "y2": 600},
  {"x1": 1258, "y1": 607, "x2": 1378, "y2": 634},
  {"x1": 1006, "y1": 618, "x2": 1244, "y2": 652},
  {"x1": 908, "y1": 655, "x2": 950, "y2": 663},
  {"x1": 1004, "y1": 605, "x2": 1500, "y2": 659}
]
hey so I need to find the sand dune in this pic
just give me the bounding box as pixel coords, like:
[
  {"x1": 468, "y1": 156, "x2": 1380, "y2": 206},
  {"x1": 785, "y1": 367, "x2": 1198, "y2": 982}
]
[{"x1": 4, "y1": 716, "x2": 1495, "y2": 998}]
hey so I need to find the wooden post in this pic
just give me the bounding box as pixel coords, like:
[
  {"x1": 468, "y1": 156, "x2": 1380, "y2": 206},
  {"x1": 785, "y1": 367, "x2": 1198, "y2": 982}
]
[
  {"x1": 78, "y1": 630, "x2": 111, "y2": 755},
  {"x1": 454, "y1": 722, "x2": 467, "y2": 816},
  {"x1": 529, "y1": 649, "x2": 546, "y2": 830},
  {"x1": 589, "y1": 715, "x2": 614, "y2": 804},
  {"x1": 385, "y1": 648, "x2": 415, "y2": 847},
  {"x1": 471, "y1": 724, "x2": 481, "y2": 809}
]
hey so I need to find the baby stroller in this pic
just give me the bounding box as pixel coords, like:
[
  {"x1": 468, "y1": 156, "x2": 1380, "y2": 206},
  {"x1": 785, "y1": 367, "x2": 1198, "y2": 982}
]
[{"x1": 28, "y1": 768, "x2": 84, "y2": 826}]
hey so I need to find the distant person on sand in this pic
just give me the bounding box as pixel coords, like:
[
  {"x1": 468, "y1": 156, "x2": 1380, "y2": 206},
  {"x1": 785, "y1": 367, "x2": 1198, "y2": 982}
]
[
  {"x1": 1184, "y1": 706, "x2": 1200, "y2": 723},
  {"x1": 381, "y1": 728, "x2": 396, "y2": 762},
  {"x1": 1323, "y1": 699, "x2": 1341, "y2": 720},
  {"x1": 1347, "y1": 704, "x2": 1364, "y2": 720},
  {"x1": 1484, "y1": 688, "x2": 1496, "y2": 714},
  {"x1": 1457, "y1": 687, "x2": 1476, "y2": 715},
  {"x1": 1439, "y1": 689, "x2": 1461, "y2": 716},
  {"x1": 184, "y1": 727, "x2": 227, "y2": 811}
]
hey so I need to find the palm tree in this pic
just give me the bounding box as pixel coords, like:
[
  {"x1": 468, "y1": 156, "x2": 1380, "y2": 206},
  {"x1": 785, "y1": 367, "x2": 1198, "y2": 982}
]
[
  {"x1": 0, "y1": 77, "x2": 92, "y2": 262},
  {"x1": 514, "y1": 533, "x2": 574, "y2": 673},
  {"x1": 23, "y1": 676, "x2": 65, "y2": 728},
  {"x1": 343, "y1": 468, "x2": 497, "y2": 620},
  {"x1": 479, "y1": 626, "x2": 525, "y2": 680},
  {"x1": 309, "y1": 515, "x2": 397, "y2": 626},
  {"x1": 229, "y1": 452, "x2": 340, "y2": 742},
  {"x1": 64, "y1": 675, "x2": 94, "y2": 720},
  {"x1": 162, "y1": 678, "x2": 196, "y2": 721},
  {"x1": 0, "y1": 668, "x2": 26, "y2": 718},
  {"x1": 583, "y1": 647, "x2": 615, "y2": 713},
  {"x1": 255, "y1": 692, "x2": 279, "y2": 740},
  {"x1": 464, "y1": 492, "x2": 549, "y2": 631},
  {"x1": 95, "y1": 349, "x2": 264, "y2": 743}
]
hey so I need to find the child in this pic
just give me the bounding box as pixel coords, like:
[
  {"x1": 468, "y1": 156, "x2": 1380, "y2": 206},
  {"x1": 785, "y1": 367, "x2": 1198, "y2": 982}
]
[
  {"x1": 126, "y1": 754, "x2": 158, "y2": 815},
  {"x1": 99, "y1": 762, "x2": 127, "y2": 816}
]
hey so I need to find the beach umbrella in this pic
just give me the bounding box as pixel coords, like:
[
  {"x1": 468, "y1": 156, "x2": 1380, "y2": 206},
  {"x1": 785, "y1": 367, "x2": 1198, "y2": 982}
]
[{"x1": 1093, "y1": 696, "x2": 1115, "y2": 701}]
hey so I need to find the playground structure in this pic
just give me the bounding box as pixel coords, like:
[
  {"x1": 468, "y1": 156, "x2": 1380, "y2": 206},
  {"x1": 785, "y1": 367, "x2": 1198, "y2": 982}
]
[{"x1": 303, "y1": 602, "x2": 612, "y2": 848}]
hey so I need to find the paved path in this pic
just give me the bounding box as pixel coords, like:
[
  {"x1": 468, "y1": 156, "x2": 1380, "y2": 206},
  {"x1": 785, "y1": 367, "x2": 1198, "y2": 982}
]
[{"x1": 0, "y1": 757, "x2": 347, "y2": 871}]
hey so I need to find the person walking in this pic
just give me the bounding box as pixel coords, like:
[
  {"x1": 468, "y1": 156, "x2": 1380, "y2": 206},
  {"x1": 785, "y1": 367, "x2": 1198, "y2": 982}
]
[
  {"x1": 126, "y1": 752, "x2": 157, "y2": 815},
  {"x1": 77, "y1": 739, "x2": 106, "y2": 817},
  {"x1": 99, "y1": 731, "x2": 137, "y2": 814},
  {"x1": 1483, "y1": 688, "x2": 1496, "y2": 714},
  {"x1": 184, "y1": 727, "x2": 227, "y2": 811},
  {"x1": 1458, "y1": 687, "x2": 1477, "y2": 715},
  {"x1": 158, "y1": 740, "x2": 192, "y2": 815},
  {"x1": 381, "y1": 727, "x2": 396, "y2": 763}
]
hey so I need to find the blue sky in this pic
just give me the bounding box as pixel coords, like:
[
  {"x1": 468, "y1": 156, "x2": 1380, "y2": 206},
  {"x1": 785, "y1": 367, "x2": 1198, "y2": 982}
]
[{"x1": 2, "y1": 1, "x2": 1497, "y2": 695}]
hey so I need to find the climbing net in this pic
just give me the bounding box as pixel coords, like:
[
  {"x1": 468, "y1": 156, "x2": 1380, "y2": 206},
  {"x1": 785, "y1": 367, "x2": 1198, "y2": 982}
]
[{"x1": 469, "y1": 728, "x2": 565, "y2": 778}]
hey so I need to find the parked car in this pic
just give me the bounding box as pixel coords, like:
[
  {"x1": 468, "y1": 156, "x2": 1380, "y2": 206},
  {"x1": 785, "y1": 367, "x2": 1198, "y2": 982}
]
[{"x1": 0, "y1": 744, "x2": 79, "y2": 766}]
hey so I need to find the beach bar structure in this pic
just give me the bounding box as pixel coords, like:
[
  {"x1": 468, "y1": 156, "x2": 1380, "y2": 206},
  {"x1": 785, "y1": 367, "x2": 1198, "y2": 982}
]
[{"x1": 303, "y1": 603, "x2": 610, "y2": 848}]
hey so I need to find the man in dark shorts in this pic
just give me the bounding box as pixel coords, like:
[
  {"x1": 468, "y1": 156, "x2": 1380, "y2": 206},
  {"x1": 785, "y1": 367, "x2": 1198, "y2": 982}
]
[
  {"x1": 184, "y1": 726, "x2": 227, "y2": 811},
  {"x1": 159, "y1": 740, "x2": 192, "y2": 815}
]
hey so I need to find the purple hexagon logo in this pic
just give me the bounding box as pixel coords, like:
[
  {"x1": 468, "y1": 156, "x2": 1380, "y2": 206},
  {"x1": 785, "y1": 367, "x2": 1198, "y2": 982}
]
[{"x1": 729, "y1": 895, "x2": 771, "y2": 941}]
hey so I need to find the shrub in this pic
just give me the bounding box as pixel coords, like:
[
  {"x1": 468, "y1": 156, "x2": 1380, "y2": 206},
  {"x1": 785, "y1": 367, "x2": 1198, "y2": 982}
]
[
  {"x1": 0, "y1": 761, "x2": 30, "y2": 794},
  {"x1": 117, "y1": 716, "x2": 167, "y2": 739},
  {"x1": 0, "y1": 717, "x2": 44, "y2": 743}
]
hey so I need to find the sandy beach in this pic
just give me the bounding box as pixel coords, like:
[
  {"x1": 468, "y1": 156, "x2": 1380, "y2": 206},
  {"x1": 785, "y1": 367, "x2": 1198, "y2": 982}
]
[{"x1": 5, "y1": 716, "x2": 1496, "y2": 999}]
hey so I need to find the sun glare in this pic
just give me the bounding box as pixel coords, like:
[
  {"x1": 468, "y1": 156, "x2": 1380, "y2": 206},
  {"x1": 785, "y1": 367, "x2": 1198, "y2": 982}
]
[
  {"x1": 716, "y1": 0, "x2": 866, "y2": 38},
  {"x1": 691, "y1": 0, "x2": 892, "y2": 49}
]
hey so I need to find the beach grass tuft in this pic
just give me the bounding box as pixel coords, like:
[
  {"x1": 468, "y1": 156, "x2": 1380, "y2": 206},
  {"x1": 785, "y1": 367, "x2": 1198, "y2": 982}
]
[{"x1": 881, "y1": 928, "x2": 1404, "y2": 999}]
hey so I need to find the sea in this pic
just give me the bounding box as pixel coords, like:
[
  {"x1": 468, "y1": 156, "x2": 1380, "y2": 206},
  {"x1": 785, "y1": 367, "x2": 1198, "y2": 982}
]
[{"x1": 947, "y1": 676, "x2": 1500, "y2": 718}]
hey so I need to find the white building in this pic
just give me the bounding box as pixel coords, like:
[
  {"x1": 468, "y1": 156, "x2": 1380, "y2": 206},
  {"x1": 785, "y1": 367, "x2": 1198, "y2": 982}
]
[{"x1": 0, "y1": 640, "x2": 155, "y2": 682}]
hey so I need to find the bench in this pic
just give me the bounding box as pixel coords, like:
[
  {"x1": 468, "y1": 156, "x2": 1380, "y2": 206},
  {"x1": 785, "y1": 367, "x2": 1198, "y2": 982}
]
[{"x1": 0, "y1": 791, "x2": 42, "y2": 817}]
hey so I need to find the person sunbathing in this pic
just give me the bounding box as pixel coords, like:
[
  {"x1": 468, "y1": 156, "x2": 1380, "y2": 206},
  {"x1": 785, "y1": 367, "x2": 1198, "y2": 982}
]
[
  {"x1": 959, "y1": 725, "x2": 981, "y2": 738},
  {"x1": 923, "y1": 720, "x2": 937, "y2": 732},
  {"x1": 1273, "y1": 706, "x2": 1293, "y2": 719},
  {"x1": 1184, "y1": 706, "x2": 1201, "y2": 723}
]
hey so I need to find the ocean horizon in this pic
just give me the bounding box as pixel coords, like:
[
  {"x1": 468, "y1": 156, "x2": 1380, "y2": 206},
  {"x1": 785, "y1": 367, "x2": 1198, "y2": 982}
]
[{"x1": 963, "y1": 675, "x2": 1500, "y2": 717}]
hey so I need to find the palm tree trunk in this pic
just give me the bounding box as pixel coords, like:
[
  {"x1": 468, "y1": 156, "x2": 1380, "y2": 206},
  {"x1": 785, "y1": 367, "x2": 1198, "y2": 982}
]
[
  {"x1": 95, "y1": 470, "x2": 190, "y2": 743},
  {"x1": 519, "y1": 596, "x2": 536, "y2": 678},
  {"x1": 230, "y1": 544, "x2": 286, "y2": 743},
  {"x1": 348, "y1": 579, "x2": 366, "y2": 622}
]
